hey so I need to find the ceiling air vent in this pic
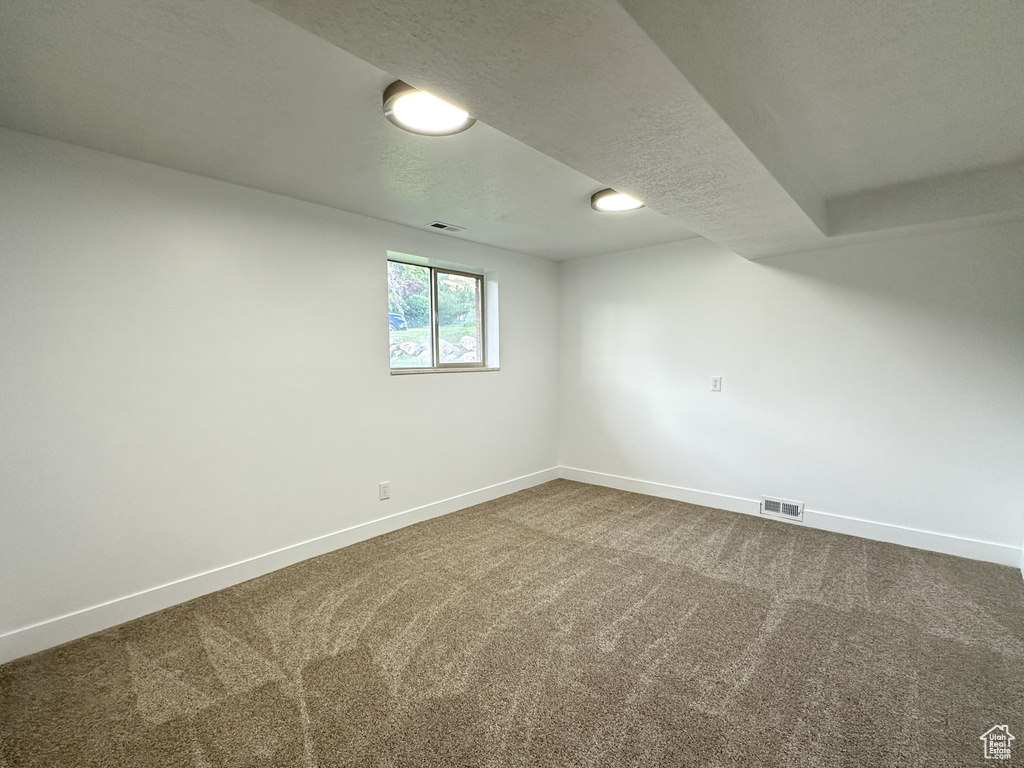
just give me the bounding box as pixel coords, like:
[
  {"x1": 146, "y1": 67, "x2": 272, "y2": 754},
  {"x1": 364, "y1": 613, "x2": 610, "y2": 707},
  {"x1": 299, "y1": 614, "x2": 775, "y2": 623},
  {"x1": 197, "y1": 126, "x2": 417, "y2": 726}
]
[
  {"x1": 427, "y1": 221, "x2": 465, "y2": 233},
  {"x1": 760, "y1": 496, "x2": 805, "y2": 523}
]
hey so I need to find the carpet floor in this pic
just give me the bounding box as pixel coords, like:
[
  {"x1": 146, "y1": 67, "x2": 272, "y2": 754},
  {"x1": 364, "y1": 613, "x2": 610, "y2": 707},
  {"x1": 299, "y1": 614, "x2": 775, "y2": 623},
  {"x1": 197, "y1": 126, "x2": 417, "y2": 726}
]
[{"x1": 2, "y1": 480, "x2": 1023, "y2": 767}]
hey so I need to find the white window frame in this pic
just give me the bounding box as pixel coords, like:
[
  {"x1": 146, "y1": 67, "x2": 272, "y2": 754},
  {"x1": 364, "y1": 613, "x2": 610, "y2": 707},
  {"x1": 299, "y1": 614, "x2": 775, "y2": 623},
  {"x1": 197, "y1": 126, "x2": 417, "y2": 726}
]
[{"x1": 388, "y1": 252, "x2": 499, "y2": 374}]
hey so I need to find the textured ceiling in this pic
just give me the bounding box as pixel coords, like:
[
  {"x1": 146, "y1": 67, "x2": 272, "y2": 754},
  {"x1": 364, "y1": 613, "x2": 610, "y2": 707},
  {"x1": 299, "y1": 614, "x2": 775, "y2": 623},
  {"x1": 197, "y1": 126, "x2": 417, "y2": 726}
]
[
  {"x1": 1, "y1": 0, "x2": 1022, "y2": 260},
  {"x1": 619, "y1": 0, "x2": 1024, "y2": 198},
  {"x1": 246, "y1": 0, "x2": 828, "y2": 258},
  {"x1": 0, "y1": 0, "x2": 696, "y2": 261}
]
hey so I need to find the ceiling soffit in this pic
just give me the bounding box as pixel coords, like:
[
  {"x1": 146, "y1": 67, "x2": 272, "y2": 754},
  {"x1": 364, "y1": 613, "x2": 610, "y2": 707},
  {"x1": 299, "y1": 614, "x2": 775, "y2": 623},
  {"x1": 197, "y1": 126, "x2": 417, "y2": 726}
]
[
  {"x1": 247, "y1": 0, "x2": 829, "y2": 259},
  {"x1": 614, "y1": 0, "x2": 1024, "y2": 250},
  {"x1": 251, "y1": 0, "x2": 1024, "y2": 258}
]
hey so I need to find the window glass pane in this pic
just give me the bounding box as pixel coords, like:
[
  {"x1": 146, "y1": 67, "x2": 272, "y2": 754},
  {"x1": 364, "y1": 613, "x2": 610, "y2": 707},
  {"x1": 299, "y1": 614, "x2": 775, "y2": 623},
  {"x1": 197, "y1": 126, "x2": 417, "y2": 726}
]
[
  {"x1": 436, "y1": 271, "x2": 482, "y2": 364},
  {"x1": 388, "y1": 261, "x2": 433, "y2": 368}
]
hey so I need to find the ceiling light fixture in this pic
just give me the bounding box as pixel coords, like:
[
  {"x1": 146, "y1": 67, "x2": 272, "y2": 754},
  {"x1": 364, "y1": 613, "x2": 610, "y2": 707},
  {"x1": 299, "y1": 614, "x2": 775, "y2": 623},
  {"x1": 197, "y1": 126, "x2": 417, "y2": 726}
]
[
  {"x1": 383, "y1": 80, "x2": 476, "y2": 136},
  {"x1": 591, "y1": 188, "x2": 645, "y2": 213}
]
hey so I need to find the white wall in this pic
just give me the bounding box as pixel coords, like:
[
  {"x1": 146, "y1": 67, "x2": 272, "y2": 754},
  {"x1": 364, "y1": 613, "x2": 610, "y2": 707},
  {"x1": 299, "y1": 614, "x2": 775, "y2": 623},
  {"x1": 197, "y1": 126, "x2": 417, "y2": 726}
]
[
  {"x1": 0, "y1": 128, "x2": 560, "y2": 659},
  {"x1": 559, "y1": 225, "x2": 1024, "y2": 566}
]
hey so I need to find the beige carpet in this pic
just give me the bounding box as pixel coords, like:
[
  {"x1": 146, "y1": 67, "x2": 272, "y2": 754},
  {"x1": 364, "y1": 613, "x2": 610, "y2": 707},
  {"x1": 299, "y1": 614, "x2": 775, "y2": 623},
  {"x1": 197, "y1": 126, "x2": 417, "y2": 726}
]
[{"x1": 2, "y1": 480, "x2": 1022, "y2": 767}]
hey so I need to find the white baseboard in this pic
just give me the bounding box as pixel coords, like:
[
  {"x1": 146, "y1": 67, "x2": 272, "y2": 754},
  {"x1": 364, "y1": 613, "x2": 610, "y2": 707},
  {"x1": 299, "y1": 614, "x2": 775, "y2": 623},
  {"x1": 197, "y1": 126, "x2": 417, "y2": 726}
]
[
  {"x1": 4, "y1": 465, "x2": 1018, "y2": 665},
  {"x1": 559, "y1": 467, "x2": 1023, "y2": 569},
  {"x1": 0, "y1": 467, "x2": 559, "y2": 665}
]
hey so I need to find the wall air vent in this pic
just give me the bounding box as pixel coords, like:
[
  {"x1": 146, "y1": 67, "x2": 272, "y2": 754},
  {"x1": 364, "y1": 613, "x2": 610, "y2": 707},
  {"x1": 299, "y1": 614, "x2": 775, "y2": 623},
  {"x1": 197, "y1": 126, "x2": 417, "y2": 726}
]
[
  {"x1": 760, "y1": 496, "x2": 805, "y2": 522},
  {"x1": 427, "y1": 221, "x2": 466, "y2": 233}
]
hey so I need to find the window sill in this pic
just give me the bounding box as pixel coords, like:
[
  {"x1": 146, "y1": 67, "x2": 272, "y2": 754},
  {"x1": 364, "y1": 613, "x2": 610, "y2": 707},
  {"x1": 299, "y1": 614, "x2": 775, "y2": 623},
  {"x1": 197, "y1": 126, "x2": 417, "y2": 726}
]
[{"x1": 390, "y1": 367, "x2": 500, "y2": 375}]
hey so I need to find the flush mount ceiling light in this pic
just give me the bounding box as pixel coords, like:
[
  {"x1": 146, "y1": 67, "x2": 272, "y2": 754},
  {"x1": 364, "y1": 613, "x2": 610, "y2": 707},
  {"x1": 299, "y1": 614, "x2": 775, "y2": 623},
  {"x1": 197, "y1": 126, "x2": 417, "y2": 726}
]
[
  {"x1": 591, "y1": 188, "x2": 645, "y2": 213},
  {"x1": 383, "y1": 80, "x2": 476, "y2": 136}
]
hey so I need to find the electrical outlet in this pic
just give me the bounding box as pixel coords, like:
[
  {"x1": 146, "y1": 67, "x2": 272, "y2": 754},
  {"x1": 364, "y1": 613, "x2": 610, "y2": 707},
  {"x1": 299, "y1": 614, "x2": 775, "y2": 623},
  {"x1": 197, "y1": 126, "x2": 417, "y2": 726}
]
[
  {"x1": 711, "y1": 376, "x2": 722, "y2": 392},
  {"x1": 379, "y1": 481, "x2": 390, "y2": 501}
]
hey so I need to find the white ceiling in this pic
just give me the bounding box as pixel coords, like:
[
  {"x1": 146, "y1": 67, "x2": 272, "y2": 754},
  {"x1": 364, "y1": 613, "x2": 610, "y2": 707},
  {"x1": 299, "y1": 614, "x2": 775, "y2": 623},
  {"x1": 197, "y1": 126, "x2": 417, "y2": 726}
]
[{"x1": 2, "y1": 0, "x2": 1022, "y2": 261}]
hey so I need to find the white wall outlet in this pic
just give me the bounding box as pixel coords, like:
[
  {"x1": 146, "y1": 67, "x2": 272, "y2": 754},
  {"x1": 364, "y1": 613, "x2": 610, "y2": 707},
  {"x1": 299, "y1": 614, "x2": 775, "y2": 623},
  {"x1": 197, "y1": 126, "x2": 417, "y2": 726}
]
[
  {"x1": 711, "y1": 376, "x2": 722, "y2": 392},
  {"x1": 379, "y1": 481, "x2": 390, "y2": 501}
]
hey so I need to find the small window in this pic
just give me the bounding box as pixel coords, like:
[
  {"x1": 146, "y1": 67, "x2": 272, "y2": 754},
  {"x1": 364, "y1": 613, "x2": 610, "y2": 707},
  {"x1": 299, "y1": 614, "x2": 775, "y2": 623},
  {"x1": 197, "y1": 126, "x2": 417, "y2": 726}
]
[{"x1": 388, "y1": 259, "x2": 486, "y2": 371}]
